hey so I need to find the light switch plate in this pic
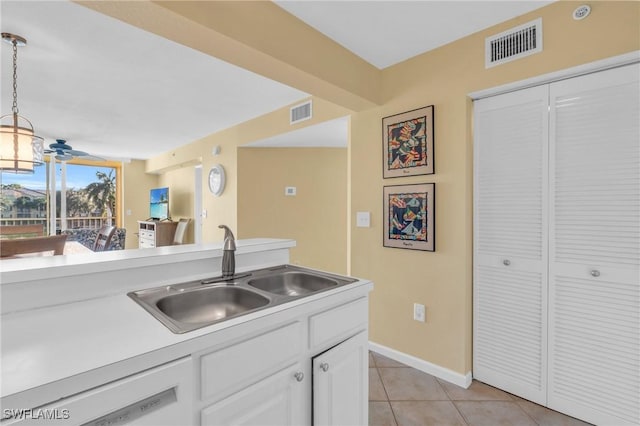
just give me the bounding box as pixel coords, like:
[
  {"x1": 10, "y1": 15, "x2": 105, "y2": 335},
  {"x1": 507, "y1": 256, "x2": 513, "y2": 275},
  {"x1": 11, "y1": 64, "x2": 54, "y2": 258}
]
[
  {"x1": 356, "y1": 211, "x2": 370, "y2": 228},
  {"x1": 285, "y1": 186, "x2": 297, "y2": 196}
]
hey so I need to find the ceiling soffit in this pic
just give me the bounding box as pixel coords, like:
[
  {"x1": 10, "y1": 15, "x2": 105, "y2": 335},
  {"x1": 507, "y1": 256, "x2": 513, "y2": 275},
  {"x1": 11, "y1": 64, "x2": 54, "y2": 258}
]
[{"x1": 76, "y1": 0, "x2": 383, "y2": 112}]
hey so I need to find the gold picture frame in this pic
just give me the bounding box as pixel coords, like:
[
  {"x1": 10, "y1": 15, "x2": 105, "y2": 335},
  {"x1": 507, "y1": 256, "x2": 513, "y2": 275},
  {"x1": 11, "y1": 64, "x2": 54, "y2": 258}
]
[
  {"x1": 383, "y1": 183, "x2": 435, "y2": 251},
  {"x1": 382, "y1": 105, "x2": 434, "y2": 178}
]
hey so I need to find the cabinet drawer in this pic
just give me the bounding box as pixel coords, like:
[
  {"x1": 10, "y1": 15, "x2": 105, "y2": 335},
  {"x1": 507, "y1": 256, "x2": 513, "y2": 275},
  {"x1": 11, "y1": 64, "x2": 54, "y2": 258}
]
[
  {"x1": 140, "y1": 231, "x2": 154, "y2": 239},
  {"x1": 200, "y1": 321, "x2": 302, "y2": 403},
  {"x1": 309, "y1": 298, "x2": 368, "y2": 351}
]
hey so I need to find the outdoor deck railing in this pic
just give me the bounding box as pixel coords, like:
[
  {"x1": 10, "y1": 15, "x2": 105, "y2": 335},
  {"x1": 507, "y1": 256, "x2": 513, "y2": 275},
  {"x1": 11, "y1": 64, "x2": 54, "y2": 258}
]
[{"x1": 0, "y1": 217, "x2": 113, "y2": 231}]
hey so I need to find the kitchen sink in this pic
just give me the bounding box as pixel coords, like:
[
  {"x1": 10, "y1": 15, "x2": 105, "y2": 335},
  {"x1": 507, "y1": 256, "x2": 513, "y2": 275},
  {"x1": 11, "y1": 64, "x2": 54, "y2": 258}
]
[
  {"x1": 248, "y1": 272, "x2": 338, "y2": 297},
  {"x1": 156, "y1": 286, "x2": 270, "y2": 324},
  {"x1": 128, "y1": 265, "x2": 357, "y2": 334}
]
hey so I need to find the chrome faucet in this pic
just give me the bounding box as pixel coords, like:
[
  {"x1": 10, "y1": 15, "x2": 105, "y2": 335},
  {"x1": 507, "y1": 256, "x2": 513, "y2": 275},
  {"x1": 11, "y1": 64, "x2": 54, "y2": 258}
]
[{"x1": 219, "y1": 225, "x2": 236, "y2": 279}]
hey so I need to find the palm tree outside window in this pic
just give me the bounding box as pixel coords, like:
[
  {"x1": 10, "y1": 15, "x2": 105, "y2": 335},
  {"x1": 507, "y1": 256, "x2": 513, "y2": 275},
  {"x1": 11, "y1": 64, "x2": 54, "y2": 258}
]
[{"x1": 85, "y1": 169, "x2": 116, "y2": 226}]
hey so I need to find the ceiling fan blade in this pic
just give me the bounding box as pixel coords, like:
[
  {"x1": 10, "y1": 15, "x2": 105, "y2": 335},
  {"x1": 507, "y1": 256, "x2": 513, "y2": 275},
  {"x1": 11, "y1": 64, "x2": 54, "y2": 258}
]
[
  {"x1": 56, "y1": 154, "x2": 73, "y2": 161},
  {"x1": 79, "y1": 154, "x2": 106, "y2": 161},
  {"x1": 65, "y1": 149, "x2": 90, "y2": 156}
]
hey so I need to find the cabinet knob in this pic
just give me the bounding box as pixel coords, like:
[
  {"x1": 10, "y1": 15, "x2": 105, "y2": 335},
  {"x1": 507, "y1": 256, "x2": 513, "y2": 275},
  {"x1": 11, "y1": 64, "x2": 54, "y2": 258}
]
[
  {"x1": 590, "y1": 270, "x2": 600, "y2": 277},
  {"x1": 320, "y1": 363, "x2": 330, "y2": 372},
  {"x1": 294, "y1": 371, "x2": 304, "y2": 382},
  {"x1": 503, "y1": 259, "x2": 511, "y2": 266}
]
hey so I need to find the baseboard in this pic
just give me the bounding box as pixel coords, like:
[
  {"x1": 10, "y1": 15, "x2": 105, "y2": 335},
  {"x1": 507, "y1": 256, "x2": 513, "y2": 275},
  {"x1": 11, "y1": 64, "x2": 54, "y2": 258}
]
[{"x1": 369, "y1": 341, "x2": 473, "y2": 389}]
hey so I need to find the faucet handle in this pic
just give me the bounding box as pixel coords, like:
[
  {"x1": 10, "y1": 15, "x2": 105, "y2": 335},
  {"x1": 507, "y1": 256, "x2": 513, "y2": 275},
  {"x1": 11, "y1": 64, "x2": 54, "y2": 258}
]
[{"x1": 218, "y1": 225, "x2": 236, "y2": 250}]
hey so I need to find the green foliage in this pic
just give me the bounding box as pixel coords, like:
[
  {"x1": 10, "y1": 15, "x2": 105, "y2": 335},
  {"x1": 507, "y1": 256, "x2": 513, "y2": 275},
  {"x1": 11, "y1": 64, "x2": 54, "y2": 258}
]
[{"x1": 85, "y1": 170, "x2": 116, "y2": 224}]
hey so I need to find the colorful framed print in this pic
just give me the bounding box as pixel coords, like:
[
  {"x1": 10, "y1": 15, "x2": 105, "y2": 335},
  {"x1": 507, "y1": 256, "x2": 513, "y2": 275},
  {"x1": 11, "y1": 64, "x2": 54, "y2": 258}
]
[
  {"x1": 382, "y1": 105, "x2": 434, "y2": 178},
  {"x1": 383, "y1": 183, "x2": 435, "y2": 251}
]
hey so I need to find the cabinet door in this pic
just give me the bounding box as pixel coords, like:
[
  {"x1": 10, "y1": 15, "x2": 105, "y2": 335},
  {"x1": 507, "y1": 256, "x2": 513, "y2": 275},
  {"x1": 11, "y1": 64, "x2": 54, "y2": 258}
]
[
  {"x1": 201, "y1": 363, "x2": 307, "y2": 426},
  {"x1": 473, "y1": 85, "x2": 549, "y2": 404},
  {"x1": 548, "y1": 63, "x2": 640, "y2": 426},
  {"x1": 313, "y1": 330, "x2": 368, "y2": 426}
]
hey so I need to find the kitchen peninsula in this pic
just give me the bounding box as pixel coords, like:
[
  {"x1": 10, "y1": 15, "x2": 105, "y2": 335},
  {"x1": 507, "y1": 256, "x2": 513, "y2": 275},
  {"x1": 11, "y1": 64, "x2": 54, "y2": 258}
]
[{"x1": 1, "y1": 239, "x2": 372, "y2": 425}]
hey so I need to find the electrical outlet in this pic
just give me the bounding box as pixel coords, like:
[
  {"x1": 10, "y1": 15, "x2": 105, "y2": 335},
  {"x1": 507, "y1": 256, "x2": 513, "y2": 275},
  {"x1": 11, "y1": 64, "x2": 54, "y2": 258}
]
[{"x1": 413, "y1": 303, "x2": 426, "y2": 322}]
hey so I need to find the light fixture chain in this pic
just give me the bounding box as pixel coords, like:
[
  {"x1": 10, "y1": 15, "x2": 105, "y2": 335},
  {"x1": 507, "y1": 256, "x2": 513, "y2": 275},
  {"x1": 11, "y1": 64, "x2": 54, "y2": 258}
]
[{"x1": 12, "y1": 39, "x2": 19, "y2": 114}]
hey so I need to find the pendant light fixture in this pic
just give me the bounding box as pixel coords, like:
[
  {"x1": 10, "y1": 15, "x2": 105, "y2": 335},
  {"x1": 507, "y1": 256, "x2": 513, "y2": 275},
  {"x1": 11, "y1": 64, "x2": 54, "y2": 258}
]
[{"x1": 0, "y1": 33, "x2": 44, "y2": 173}]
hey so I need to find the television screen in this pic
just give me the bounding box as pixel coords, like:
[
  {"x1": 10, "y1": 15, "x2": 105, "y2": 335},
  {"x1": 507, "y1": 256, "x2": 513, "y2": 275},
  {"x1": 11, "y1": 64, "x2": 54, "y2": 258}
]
[{"x1": 150, "y1": 187, "x2": 169, "y2": 220}]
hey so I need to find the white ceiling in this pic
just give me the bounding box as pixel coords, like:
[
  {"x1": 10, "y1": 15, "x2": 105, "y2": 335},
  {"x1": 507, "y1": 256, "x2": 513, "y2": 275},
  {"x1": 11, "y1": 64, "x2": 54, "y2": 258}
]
[
  {"x1": 0, "y1": 1, "x2": 308, "y2": 160},
  {"x1": 275, "y1": 1, "x2": 553, "y2": 69},
  {"x1": 1, "y1": 1, "x2": 553, "y2": 158}
]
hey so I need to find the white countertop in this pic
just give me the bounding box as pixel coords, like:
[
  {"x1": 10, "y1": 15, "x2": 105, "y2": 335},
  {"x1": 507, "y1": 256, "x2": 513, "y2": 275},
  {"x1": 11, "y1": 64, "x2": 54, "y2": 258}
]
[
  {"x1": 0, "y1": 238, "x2": 372, "y2": 409},
  {"x1": 0, "y1": 238, "x2": 295, "y2": 284},
  {"x1": 1, "y1": 239, "x2": 297, "y2": 314},
  {"x1": 1, "y1": 277, "x2": 372, "y2": 402}
]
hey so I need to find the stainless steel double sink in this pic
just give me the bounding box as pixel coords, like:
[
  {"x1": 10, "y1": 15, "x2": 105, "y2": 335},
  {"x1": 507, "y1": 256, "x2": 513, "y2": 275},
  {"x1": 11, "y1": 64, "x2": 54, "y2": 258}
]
[{"x1": 128, "y1": 265, "x2": 357, "y2": 334}]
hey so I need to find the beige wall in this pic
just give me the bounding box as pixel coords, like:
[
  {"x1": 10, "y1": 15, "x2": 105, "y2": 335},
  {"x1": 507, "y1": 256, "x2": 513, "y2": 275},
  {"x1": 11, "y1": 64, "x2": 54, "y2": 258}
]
[
  {"x1": 238, "y1": 148, "x2": 348, "y2": 274},
  {"x1": 146, "y1": 97, "x2": 350, "y2": 244},
  {"x1": 159, "y1": 166, "x2": 196, "y2": 244},
  {"x1": 122, "y1": 160, "x2": 158, "y2": 250},
  {"x1": 351, "y1": 1, "x2": 640, "y2": 375},
  {"x1": 124, "y1": 1, "x2": 639, "y2": 376}
]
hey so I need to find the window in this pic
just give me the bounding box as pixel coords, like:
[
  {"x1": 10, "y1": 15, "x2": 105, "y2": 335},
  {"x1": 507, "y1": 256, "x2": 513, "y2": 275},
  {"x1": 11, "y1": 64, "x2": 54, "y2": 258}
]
[{"x1": 0, "y1": 158, "x2": 122, "y2": 233}]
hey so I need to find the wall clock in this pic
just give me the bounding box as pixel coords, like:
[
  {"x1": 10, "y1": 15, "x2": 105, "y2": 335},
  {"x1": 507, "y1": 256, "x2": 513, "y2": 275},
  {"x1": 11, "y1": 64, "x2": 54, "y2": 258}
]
[{"x1": 208, "y1": 164, "x2": 226, "y2": 196}]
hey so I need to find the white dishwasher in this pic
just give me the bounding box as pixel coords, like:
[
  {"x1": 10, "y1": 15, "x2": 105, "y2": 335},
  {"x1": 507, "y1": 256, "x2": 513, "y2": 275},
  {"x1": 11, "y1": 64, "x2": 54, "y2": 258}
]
[{"x1": 4, "y1": 357, "x2": 193, "y2": 426}]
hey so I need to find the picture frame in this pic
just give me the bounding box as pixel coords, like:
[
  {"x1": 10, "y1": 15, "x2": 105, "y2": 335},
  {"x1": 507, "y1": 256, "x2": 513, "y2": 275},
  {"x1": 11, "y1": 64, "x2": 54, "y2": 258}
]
[
  {"x1": 383, "y1": 183, "x2": 435, "y2": 251},
  {"x1": 382, "y1": 105, "x2": 434, "y2": 178}
]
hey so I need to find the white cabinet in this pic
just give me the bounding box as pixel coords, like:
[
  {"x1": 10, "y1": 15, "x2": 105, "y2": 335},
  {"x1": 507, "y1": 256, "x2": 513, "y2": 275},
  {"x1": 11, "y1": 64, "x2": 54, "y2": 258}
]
[
  {"x1": 201, "y1": 363, "x2": 306, "y2": 426},
  {"x1": 313, "y1": 331, "x2": 368, "y2": 426},
  {"x1": 138, "y1": 221, "x2": 177, "y2": 248},
  {"x1": 4, "y1": 357, "x2": 193, "y2": 426},
  {"x1": 473, "y1": 63, "x2": 639, "y2": 425},
  {"x1": 198, "y1": 322, "x2": 307, "y2": 426},
  {"x1": 197, "y1": 297, "x2": 369, "y2": 426}
]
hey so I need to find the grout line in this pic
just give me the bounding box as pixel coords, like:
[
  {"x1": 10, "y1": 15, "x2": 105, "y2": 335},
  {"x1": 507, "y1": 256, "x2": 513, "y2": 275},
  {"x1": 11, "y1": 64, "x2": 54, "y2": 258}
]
[
  {"x1": 451, "y1": 400, "x2": 471, "y2": 426},
  {"x1": 376, "y1": 367, "x2": 394, "y2": 404},
  {"x1": 377, "y1": 367, "x2": 400, "y2": 426},
  {"x1": 511, "y1": 400, "x2": 542, "y2": 426}
]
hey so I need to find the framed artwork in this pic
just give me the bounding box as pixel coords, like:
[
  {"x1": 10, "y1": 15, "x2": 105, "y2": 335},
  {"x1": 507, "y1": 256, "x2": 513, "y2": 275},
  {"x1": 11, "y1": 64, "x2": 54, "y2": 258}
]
[
  {"x1": 382, "y1": 105, "x2": 434, "y2": 178},
  {"x1": 383, "y1": 183, "x2": 435, "y2": 251}
]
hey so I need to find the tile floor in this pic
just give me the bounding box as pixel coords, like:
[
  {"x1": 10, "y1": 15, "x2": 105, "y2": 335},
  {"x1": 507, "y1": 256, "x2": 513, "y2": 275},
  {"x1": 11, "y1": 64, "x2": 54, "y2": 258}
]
[{"x1": 368, "y1": 352, "x2": 592, "y2": 426}]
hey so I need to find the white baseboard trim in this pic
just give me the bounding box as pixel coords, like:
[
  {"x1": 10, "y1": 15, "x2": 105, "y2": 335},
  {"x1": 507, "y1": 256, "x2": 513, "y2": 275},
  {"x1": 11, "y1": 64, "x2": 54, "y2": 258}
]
[{"x1": 369, "y1": 341, "x2": 473, "y2": 389}]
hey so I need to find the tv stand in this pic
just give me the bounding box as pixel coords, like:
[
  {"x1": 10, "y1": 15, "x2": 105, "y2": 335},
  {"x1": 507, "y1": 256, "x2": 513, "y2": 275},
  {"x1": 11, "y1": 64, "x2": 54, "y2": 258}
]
[{"x1": 137, "y1": 220, "x2": 178, "y2": 249}]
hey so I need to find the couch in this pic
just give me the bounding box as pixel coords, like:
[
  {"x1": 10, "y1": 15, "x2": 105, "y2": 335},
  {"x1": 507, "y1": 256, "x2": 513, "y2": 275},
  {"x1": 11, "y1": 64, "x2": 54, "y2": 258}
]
[{"x1": 63, "y1": 228, "x2": 126, "y2": 251}]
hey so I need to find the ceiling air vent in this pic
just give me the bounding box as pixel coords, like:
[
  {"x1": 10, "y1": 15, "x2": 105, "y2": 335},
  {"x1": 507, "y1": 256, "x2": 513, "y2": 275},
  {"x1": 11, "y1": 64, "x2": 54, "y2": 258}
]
[
  {"x1": 485, "y1": 18, "x2": 542, "y2": 68},
  {"x1": 290, "y1": 100, "x2": 312, "y2": 125}
]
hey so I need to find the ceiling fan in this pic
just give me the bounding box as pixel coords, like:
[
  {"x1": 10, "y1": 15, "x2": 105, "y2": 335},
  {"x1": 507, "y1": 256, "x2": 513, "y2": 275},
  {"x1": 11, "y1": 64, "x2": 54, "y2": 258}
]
[{"x1": 45, "y1": 139, "x2": 103, "y2": 161}]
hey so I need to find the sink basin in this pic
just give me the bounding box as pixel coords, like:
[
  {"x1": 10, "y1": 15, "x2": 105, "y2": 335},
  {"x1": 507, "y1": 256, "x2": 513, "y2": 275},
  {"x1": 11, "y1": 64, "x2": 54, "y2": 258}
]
[
  {"x1": 248, "y1": 272, "x2": 338, "y2": 297},
  {"x1": 128, "y1": 264, "x2": 358, "y2": 334},
  {"x1": 156, "y1": 286, "x2": 269, "y2": 324}
]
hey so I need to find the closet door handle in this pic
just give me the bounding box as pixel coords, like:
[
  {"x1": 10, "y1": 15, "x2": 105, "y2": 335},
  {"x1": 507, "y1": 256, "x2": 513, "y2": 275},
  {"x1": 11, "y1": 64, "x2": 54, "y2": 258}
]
[
  {"x1": 590, "y1": 270, "x2": 600, "y2": 277},
  {"x1": 320, "y1": 363, "x2": 330, "y2": 372},
  {"x1": 503, "y1": 259, "x2": 511, "y2": 266}
]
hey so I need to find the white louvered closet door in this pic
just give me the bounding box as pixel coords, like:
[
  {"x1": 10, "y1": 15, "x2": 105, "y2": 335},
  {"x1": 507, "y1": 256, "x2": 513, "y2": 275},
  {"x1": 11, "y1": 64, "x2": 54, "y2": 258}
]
[
  {"x1": 473, "y1": 85, "x2": 549, "y2": 404},
  {"x1": 548, "y1": 63, "x2": 640, "y2": 426}
]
